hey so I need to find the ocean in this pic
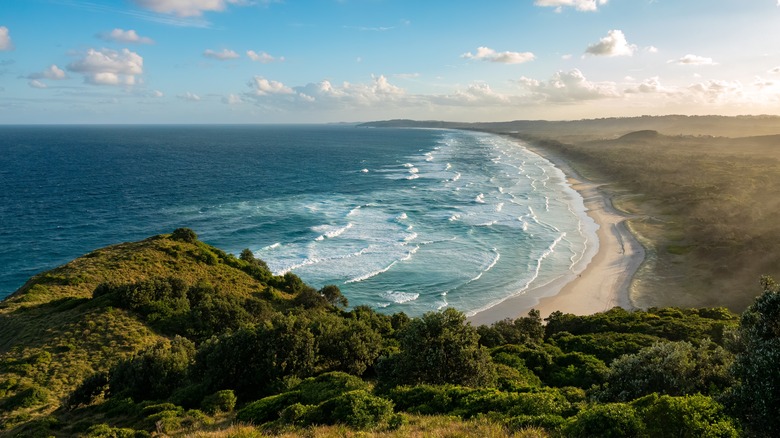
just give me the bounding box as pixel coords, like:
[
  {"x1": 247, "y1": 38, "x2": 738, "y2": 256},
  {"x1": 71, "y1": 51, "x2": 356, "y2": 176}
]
[{"x1": 0, "y1": 125, "x2": 596, "y2": 316}]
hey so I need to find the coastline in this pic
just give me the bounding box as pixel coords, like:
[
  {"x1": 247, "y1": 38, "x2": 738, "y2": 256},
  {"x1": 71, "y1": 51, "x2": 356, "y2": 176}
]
[{"x1": 468, "y1": 136, "x2": 643, "y2": 325}]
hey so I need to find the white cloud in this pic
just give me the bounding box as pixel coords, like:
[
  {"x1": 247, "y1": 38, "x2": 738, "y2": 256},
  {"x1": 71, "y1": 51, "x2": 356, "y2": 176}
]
[
  {"x1": 28, "y1": 80, "x2": 47, "y2": 89},
  {"x1": 28, "y1": 65, "x2": 68, "y2": 80},
  {"x1": 246, "y1": 50, "x2": 284, "y2": 63},
  {"x1": 222, "y1": 93, "x2": 243, "y2": 104},
  {"x1": 687, "y1": 80, "x2": 743, "y2": 102},
  {"x1": 151, "y1": 90, "x2": 164, "y2": 97},
  {"x1": 246, "y1": 74, "x2": 408, "y2": 109},
  {"x1": 646, "y1": 46, "x2": 659, "y2": 53},
  {"x1": 770, "y1": 66, "x2": 780, "y2": 74},
  {"x1": 517, "y1": 69, "x2": 620, "y2": 102},
  {"x1": 68, "y1": 48, "x2": 143, "y2": 86},
  {"x1": 0, "y1": 26, "x2": 12, "y2": 51},
  {"x1": 132, "y1": 0, "x2": 246, "y2": 17},
  {"x1": 670, "y1": 54, "x2": 716, "y2": 65},
  {"x1": 439, "y1": 82, "x2": 511, "y2": 105},
  {"x1": 204, "y1": 48, "x2": 240, "y2": 60},
  {"x1": 623, "y1": 76, "x2": 672, "y2": 94},
  {"x1": 585, "y1": 30, "x2": 636, "y2": 57},
  {"x1": 98, "y1": 28, "x2": 154, "y2": 44},
  {"x1": 461, "y1": 46, "x2": 535, "y2": 64},
  {"x1": 535, "y1": 0, "x2": 608, "y2": 12},
  {"x1": 178, "y1": 91, "x2": 201, "y2": 101},
  {"x1": 250, "y1": 76, "x2": 294, "y2": 95}
]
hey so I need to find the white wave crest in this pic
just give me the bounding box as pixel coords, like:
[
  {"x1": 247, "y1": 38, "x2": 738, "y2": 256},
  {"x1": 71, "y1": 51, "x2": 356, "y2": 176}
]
[
  {"x1": 475, "y1": 193, "x2": 485, "y2": 203},
  {"x1": 262, "y1": 242, "x2": 281, "y2": 250},
  {"x1": 314, "y1": 222, "x2": 353, "y2": 241},
  {"x1": 384, "y1": 291, "x2": 420, "y2": 304}
]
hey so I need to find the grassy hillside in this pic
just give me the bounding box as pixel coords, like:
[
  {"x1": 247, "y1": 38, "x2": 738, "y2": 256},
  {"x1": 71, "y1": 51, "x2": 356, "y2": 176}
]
[
  {"x1": 0, "y1": 229, "x2": 293, "y2": 431},
  {"x1": 4, "y1": 229, "x2": 779, "y2": 437}
]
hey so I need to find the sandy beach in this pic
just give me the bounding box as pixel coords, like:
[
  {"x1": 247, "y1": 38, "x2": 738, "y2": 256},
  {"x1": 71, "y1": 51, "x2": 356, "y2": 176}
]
[{"x1": 468, "y1": 137, "x2": 644, "y2": 325}]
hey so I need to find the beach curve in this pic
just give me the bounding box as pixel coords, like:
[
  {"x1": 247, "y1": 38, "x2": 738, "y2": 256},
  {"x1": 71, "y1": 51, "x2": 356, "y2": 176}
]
[{"x1": 468, "y1": 135, "x2": 644, "y2": 325}]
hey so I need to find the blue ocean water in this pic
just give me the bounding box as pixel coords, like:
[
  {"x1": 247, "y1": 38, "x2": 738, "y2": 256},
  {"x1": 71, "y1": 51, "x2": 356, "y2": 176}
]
[{"x1": 0, "y1": 125, "x2": 596, "y2": 316}]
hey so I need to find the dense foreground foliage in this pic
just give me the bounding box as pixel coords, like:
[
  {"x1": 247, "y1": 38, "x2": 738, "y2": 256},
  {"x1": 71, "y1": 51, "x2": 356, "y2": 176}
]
[{"x1": 1, "y1": 229, "x2": 779, "y2": 437}]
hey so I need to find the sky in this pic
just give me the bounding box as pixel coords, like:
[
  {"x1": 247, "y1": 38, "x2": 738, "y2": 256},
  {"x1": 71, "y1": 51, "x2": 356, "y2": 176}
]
[{"x1": 1, "y1": 0, "x2": 780, "y2": 124}]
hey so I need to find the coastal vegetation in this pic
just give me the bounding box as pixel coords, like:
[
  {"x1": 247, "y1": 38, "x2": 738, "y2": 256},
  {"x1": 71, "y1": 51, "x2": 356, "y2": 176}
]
[{"x1": 1, "y1": 228, "x2": 778, "y2": 436}]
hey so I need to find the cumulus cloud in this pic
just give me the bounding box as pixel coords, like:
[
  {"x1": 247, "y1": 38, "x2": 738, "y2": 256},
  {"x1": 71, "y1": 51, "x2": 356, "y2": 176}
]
[
  {"x1": 246, "y1": 50, "x2": 284, "y2": 63},
  {"x1": 245, "y1": 74, "x2": 408, "y2": 109},
  {"x1": 204, "y1": 48, "x2": 240, "y2": 60},
  {"x1": 770, "y1": 66, "x2": 780, "y2": 74},
  {"x1": 623, "y1": 76, "x2": 672, "y2": 94},
  {"x1": 0, "y1": 26, "x2": 12, "y2": 51},
  {"x1": 646, "y1": 46, "x2": 659, "y2": 53},
  {"x1": 439, "y1": 82, "x2": 511, "y2": 105},
  {"x1": 535, "y1": 0, "x2": 608, "y2": 12},
  {"x1": 151, "y1": 90, "x2": 164, "y2": 97},
  {"x1": 178, "y1": 91, "x2": 200, "y2": 101},
  {"x1": 28, "y1": 64, "x2": 68, "y2": 80},
  {"x1": 98, "y1": 28, "x2": 154, "y2": 44},
  {"x1": 28, "y1": 79, "x2": 47, "y2": 89},
  {"x1": 687, "y1": 80, "x2": 743, "y2": 102},
  {"x1": 132, "y1": 0, "x2": 246, "y2": 17},
  {"x1": 462, "y1": 46, "x2": 535, "y2": 64},
  {"x1": 585, "y1": 30, "x2": 636, "y2": 57},
  {"x1": 68, "y1": 48, "x2": 143, "y2": 85},
  {"x1": 250, "y1": 76, "x2": 294, "y2": 95},
  {"x1": 517, "y1": 69, "x2": 620, "y2": 102},
  {"x1": 670, "y1": 54, "x2": 716, "y2": 65}
]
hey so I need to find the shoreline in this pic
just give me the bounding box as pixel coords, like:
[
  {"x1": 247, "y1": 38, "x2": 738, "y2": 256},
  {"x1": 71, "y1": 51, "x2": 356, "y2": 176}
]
[{"x1": 468, "y1": 136, "x2": 644, "y2": 325}]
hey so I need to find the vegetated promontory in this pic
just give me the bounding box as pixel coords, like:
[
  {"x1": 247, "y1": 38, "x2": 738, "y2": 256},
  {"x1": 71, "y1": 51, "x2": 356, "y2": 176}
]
[{"x1": 2, "y1": 228, "x2": 779, "y2": 437}]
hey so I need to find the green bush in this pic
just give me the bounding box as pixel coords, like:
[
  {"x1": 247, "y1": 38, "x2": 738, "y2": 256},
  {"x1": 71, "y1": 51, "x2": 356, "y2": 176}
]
[
  {"x1": 563, "y1": 403, "x2": 644, "y2": 438},
  {"x1": 201, "y1": 389, "x2": 237, "y2": 414},
  {"x1": 295, "y1": 372, "x2": 371, "y2": 405},
  {"x1": 634, "y1": 394, "x2": 738, "y2": 438},
  {"x1": 171, "y1": 228, "x2": 198, "y2": 243},
  {"x1": 83, "y1": 424, "x2": 149, "y2": 438},
  {"x1": 311, "y1": 390, "x2": 395, "y2": 430},
  {"x1": 236, "y1": 392, "x2": 301, "y2": 424},
  {"x1": 1, "y1": 385, "x2": 49, "y2": 410}
]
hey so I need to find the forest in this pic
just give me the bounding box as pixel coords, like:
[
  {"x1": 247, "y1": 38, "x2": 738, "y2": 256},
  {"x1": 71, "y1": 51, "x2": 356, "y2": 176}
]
[{"x1": 1, "y1": 228, "x2": 779, "y2": 437}]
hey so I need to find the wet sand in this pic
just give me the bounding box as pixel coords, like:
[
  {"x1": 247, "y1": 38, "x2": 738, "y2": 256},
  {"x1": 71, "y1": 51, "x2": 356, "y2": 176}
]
[{"x1": 468, "y1": 138, "x2": 643, "y2": 325}]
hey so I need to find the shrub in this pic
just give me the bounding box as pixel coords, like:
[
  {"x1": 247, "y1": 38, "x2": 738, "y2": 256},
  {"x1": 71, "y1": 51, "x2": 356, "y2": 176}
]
[
  {"x1": 171, "y1": 228, "x2": 198, "y2": 243},
  {"x1": 295, "y1": 372, "x2": 371, "y2": 405},
  {"x1": 1, "y1": 385, "x2": 49, "y2": 410},
  {"x1": 201, "y1": 389, "x2": 237, "y2": 414},
  {"x1": 563, "y1": 403, "x2": 644, "y2": 438},
  {"x1": 635, "y1": 394, "x2": 738, "y2": 438},
  {"x1": 236, "y1": 392, "x2": 301, "y2": 424},
  {"x1": 311, "y1": 390, "x2": 395, "y2": 430}
]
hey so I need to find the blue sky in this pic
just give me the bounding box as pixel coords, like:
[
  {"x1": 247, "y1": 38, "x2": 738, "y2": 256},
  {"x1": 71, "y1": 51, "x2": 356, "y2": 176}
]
[{"x1": 1, "y1": 0, "x2": 780, "y2": 123}]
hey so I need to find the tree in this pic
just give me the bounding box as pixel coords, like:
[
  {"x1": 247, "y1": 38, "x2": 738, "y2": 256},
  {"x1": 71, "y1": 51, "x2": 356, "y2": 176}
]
[
  {"x1": 320, "y1": 285, "x2": 348, "y2": 308},
  {"x1": 109, "y1": 336, "x2": 195, "y2": 401},
  {"x1": 595, "y1": 340, "x2": 733, "y2": 402},
  {"x1": 477, "y1": 309, "x2": 544, "y2": 348},
  {"x1": 723, "y1": 276, "x2": 780, "y2": 437},
  {"x1": 379, "y1": 308, "x2": 495, "y2": 388}
]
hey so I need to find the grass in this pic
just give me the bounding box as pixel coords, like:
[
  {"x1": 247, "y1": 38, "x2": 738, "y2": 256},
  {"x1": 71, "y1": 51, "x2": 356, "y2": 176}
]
[
  {"x1": 183, "y1": 415, "x2": 551, "y2": 438},
  {"x1": 0, "y1": 231, "x2": 279, "y2": 431}
]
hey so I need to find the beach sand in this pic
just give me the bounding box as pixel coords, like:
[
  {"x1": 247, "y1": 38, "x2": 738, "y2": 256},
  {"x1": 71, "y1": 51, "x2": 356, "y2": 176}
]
[{"x1": 468, "y1": 138, "x2": 644, "y2": 325}]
